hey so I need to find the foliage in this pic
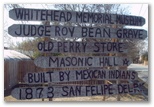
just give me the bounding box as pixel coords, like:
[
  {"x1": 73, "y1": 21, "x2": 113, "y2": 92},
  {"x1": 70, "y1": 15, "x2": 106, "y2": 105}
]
[
  {"x1": 15, "y1": 38, "x2": 43, "y2": 58},
  {"x1": 33, "y1": 51, "x2": 43, "y2": 59},
  {"x1": 141, "y1": 51, "x2": 148, "y2": 61}
]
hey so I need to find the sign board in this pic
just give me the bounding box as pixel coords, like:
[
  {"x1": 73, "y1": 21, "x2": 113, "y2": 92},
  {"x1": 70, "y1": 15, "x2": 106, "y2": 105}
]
[
  {"x1": 8, "y1": 7, "x2": 147, "y2": 101},
  {"x1": 34, "y1": 56, "x2": 132, "y2": 68},
  {"x1": 9, "y1": 8, "x2": 145, "y2": 26},
  {"x1": 24, "y1": 69, "x2": 138, "y2": 84},
  {"x1": 37, "y1": 41, "x2": 127, "y2": 53},
  {"x1": 8, "y1": 24, "x2": 147, "y2": 39},
  {"x1": 11, "y1": 82, "x2": 144, "y2": 100}
]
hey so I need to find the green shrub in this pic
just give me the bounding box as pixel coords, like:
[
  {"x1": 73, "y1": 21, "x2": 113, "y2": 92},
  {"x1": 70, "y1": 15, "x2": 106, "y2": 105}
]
[{"x1": 141, "y1": 52, "x2": 148, "y2": 61}]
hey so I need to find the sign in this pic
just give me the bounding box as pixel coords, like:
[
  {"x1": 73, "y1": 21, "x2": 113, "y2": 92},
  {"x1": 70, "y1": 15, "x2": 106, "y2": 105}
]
[
  {"x1": 37, "y1": 41, "x2": 127, "y2": 53},
  {"x1": 8, "y1": 7, "x2": 147, "y2": 101},
  {"x1": 24, "y1": 69, "x2": 138, "y2": 84},
  {"x1": 9, "y1": 8, "x2": 145, "y2": 26},
  {"x1": 11, "y1": 82, "x2": 144, "y2": 100},
  {"x1": 34, "y1": 56, "x2": 132, "y2": 68},
  {"x1": 8, "y1": 24, "x2": 147, "y2": 39}
]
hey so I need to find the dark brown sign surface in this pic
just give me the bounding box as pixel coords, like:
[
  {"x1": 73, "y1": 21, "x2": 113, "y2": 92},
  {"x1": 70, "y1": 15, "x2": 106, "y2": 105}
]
[
  {"x1": 34, "y1": 56, "x2": 132, "y2": 68},
  {"x1": 11, "y1": 82, "x2": 144, "y2": 100},
  {"x1": 9, "y1": 8, "x2": 145, "y2": 26},
  {"x1": 8, "y1": 24, "x2": 147, "y2": 39},
  {"x1": 24, "y1": 69, "x2": 138, "y2": 84},
  {"x1": 37, "y1": 41, "x2": 128, "y2": 53}
]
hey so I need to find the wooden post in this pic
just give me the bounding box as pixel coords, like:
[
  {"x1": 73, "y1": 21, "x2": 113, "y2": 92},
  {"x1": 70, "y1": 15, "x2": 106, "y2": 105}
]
[
  {"x1": 112, "y1": 24, "x2": 121, "y2": 101},
  {"x1": 117, "y1": 53, "x2": 128, "y2": 101},
  {"x1": 102, "y1": 80, "x2": 107, "y2": 101},
  {"x1": 116, "y1": 79, "x2": 120, "y2": 101},
  {"x1": 41, "y1": 21, "x2": 52, "y2": 101}
]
